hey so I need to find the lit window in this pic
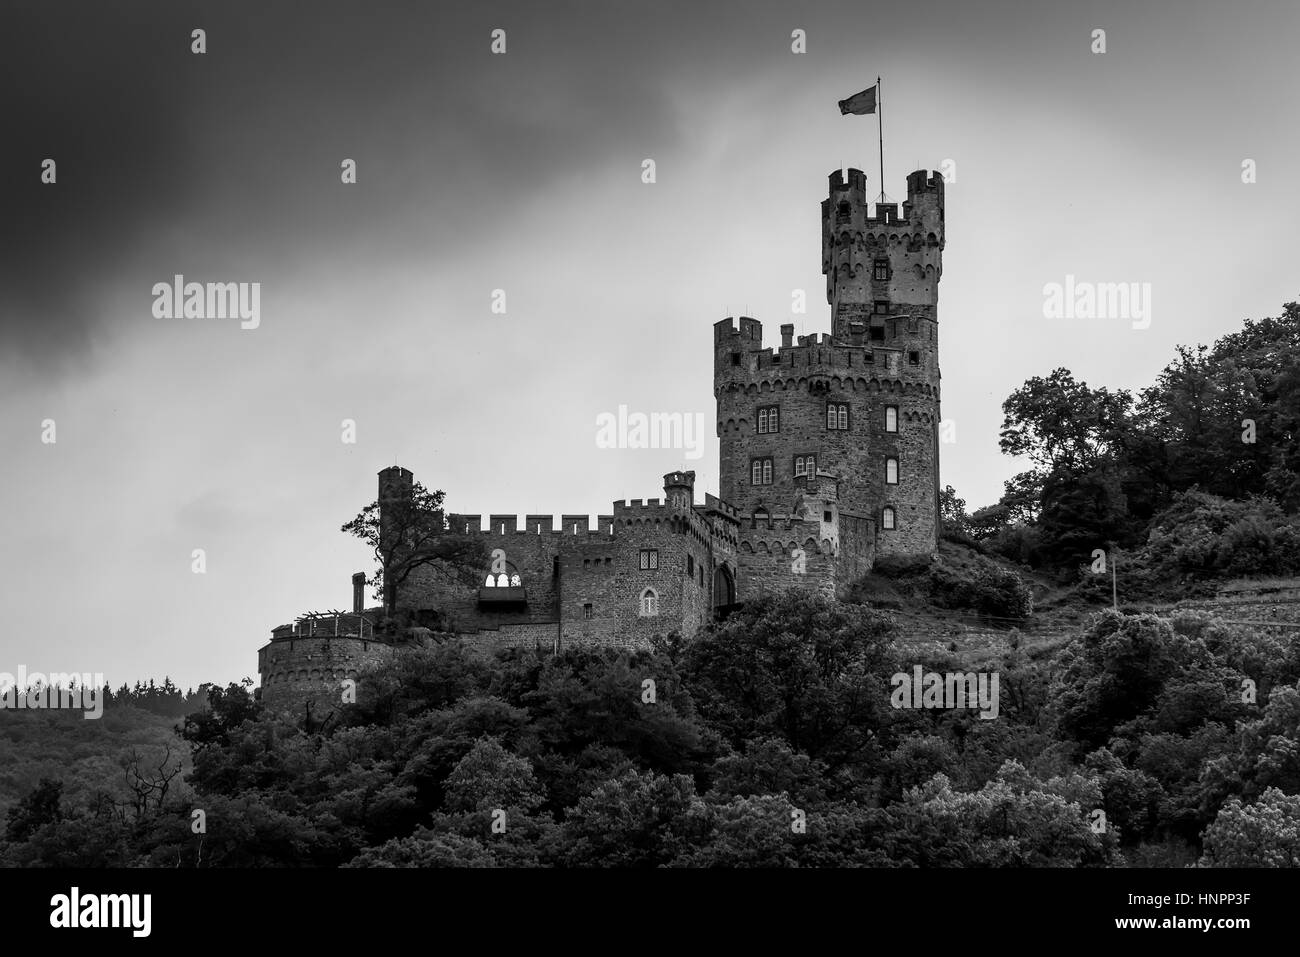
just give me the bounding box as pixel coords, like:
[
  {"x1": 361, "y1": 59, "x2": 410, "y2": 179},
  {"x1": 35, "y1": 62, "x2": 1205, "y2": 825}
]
[
  {"x1": 827, "y1": 403, "x2": 849, "y2": 430},
  {"x1": 882, "y1": 507, "x2": 896, "y2": 530},
  {"x1": 639, "y1": 549, "x2": 659, "y2": 570},
  {"x1": 886, "y1": 458, "x2": 899, "y2": 484},
  {"x1": 483, "y1": 574, "x2": 496, "y2": 588},
  {"x1": 640, "y1": 588, "x2": 659, "y2": 617},
  {"x1": 885, "y1": 406, "x2": 898, "y2": 433}
]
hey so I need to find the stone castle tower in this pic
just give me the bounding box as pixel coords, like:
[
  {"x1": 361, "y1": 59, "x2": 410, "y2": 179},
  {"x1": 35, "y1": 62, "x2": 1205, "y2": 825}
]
[
  {"x1": 715, "y1": 167, "x2": 944, "y2": 598},
  {"x1": 257, "y1": 164, "x2": 946, "y2": 713}
]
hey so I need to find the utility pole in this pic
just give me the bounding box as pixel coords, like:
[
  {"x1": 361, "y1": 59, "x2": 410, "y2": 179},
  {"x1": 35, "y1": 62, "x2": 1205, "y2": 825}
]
[{"x1": 1111, "y1": 547, "x2": 1118, "y2": 611}]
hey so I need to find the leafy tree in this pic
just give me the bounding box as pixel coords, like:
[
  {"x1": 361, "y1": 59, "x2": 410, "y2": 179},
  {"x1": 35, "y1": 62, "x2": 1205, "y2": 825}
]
[
  {"x1": 1200, "y1": 788, "x2": 1300, "y2": 867},
  {"x1": 681, "y1": 591, "x2": 897, "y2": 766},
  {"x1": 341, "y1": 480, "x2": 488, "y2": 613},
  {"x1": 4, "y1": 777, "x2": 62, "y2": 843}
]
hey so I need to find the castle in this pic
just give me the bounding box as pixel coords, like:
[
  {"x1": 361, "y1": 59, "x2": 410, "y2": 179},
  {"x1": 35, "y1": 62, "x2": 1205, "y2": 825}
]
[{"x1": 258, "y1": 166, "x2": 945, "y2": 710}]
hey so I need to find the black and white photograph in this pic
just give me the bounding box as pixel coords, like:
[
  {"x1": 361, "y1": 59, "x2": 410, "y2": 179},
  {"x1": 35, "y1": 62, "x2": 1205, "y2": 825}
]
[{"x1": 1, "y1": 0, "x2": 1296, "y2": 939}]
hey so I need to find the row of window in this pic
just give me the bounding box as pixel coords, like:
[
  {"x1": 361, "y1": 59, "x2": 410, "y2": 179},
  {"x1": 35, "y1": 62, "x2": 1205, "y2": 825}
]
[
  {"x1": 755, "y1": 404, "x2": 900, "y2": 434},
  {"x1": 751, "y1": 455, "x2": 900, "y2": 486}
]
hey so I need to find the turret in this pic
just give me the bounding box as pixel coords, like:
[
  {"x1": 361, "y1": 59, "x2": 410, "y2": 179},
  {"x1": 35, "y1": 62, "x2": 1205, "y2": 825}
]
[
  {"x1": 821, "y1": 168, "x2": 945, "y2": 340},
  {"x1": 663, "y1": 470, "x2": 695, "y2": 511}
]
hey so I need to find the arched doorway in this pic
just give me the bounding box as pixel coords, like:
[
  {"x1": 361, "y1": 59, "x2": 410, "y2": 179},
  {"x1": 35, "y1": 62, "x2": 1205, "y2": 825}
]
[{"x1": 712, "y1": 565, "x2": 737, "y2": 619}]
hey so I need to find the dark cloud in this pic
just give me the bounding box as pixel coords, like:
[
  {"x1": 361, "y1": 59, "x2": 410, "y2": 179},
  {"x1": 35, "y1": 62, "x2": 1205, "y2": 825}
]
[{"x1": 0, "y1": 0, "x2": 731, "y2": 370}]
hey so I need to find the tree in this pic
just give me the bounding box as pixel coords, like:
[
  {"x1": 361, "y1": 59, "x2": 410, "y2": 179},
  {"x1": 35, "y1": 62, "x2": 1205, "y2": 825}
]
[
  {"x1": 681, "y1": 591, "x2": 897, "y2": 766},
  {"x1": 1200, "y1": 788, "x2": 1300, "y2": 867},
  {"x1": 939, "y1": 485, "x2": 971, "y2": 538},
  {"x1": 999, "y1": 369, "x2": 1133, "y2": 474},
  {"x1": 4, "y1": 777, "x2": 63, "y2": 843},
  {"x1": 341, "y1": 480, "x2": 487, "y2": 614}
]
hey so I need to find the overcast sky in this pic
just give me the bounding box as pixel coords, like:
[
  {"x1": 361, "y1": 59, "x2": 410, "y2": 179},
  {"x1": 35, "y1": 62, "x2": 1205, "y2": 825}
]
[{"x1": 2, "y1": 0, "x2": 1297, "y2": 690}]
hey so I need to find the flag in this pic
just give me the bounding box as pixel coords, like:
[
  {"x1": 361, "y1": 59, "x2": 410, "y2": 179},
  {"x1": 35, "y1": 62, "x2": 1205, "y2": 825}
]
[{"x1": 838, "y1": 86, "x2": 877, "y2": 115}]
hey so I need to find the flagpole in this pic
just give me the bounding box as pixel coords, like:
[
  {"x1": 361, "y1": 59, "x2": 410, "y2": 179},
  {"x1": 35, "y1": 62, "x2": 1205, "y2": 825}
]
[{"x1": 877, "y1": 76, "x2": 884, "y2": 203}]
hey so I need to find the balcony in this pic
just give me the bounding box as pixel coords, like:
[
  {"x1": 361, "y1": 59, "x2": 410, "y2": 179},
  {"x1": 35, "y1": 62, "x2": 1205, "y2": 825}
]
[{"x1": 478, "y1": 586, "x2": 527, "y2": 608}]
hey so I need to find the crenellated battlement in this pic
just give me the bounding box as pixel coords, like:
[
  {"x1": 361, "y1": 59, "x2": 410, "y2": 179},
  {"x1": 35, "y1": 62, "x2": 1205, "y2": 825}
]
[
  {"x1": 451, "y1": 513, "x2": 617, "y2": 537},
  {"x1": 713, "y1": 314, "x2": 941, "y2": 400}
]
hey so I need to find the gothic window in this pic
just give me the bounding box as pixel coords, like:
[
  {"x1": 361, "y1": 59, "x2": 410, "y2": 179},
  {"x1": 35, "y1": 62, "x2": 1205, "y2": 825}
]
[
  {"x1": 639, "y1": 588, "x2": 659, "y2": 617},
  {"x1": 751, "y1": 457, "x2": 773, "y2": 485},
  {"x1": 873, "y1": 259, "x2": 890, "y2": 281},
  {"x1": 886, "y1": 457, "x2": 899, "y2": 484},
  {"x1": 793, "y1": 454, "x2": 816, "y2": 477},
  {"x1": 639, "y1": 549, "x2": 659, "y2": 570},
  {"x1": 826, "y1": 403, "x2": 849, "y2": 430},
  {"x1": 882, "y1": 507, "x2": 896, "y2": 530},
  {"x1": 886, "y1": 405, "x2": 898, "y2": 432},
  {"x1": 757, "y1": 405, "x2": 780, "y2": 434}
]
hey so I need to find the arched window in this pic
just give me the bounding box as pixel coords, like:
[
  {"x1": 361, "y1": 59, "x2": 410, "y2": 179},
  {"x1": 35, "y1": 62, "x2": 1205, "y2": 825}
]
[
  {"x1": 882, "y1": 506, "x2": 896, "y2": 530},
  {"x1": 484, "y1": 563, "x2": 522, "y2": 589},
  {"x1": 639, "y1": 588, "x2": 659, "y2": 617},
  {"x1": 886, "y1": 457, "x2": 899, "y2": 484},
  {"x1": 885, "y1": 406, "x2": 898, "y2": 432}
]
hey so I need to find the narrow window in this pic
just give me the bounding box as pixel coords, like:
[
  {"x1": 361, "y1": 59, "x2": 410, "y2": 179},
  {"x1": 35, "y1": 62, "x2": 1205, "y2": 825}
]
[
  {"x1": 885, "y1": 406, "x2": 898, "y2": 433},
  {"x1": 886, "y1": 457, "x2": 899, "y2": 484},
  {"x1": 757, "y1": 408, "x2": 767, "y2": 433},
  {"x1": 882, "y1": 507, "x2": 896, "y2": 530},
  {"x1": 582, "y1": 603, "x2": 593, "y2": 620},
  {"x1": 687, "y1": 554, "x2": 694, "y2": 576}
]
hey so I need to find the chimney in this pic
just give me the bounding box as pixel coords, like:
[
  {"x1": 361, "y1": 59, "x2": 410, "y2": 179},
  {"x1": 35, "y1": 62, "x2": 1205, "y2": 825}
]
[
  {"x1": 780, "y1": 324, "x2": 794, "y2": 348},
  {"x1": 352, "y1": 572, "x2": 366, "y2": 614}
]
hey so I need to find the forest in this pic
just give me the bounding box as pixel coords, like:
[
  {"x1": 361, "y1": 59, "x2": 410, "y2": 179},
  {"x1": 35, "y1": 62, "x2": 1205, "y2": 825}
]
[{"x1": 2, "y1": 302, "x2": 1297, "y2": 868}]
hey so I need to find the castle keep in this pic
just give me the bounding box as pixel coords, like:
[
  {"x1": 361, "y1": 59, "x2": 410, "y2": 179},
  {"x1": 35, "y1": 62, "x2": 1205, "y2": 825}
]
[{"x1": 258, "y1": 167, "x2": 945, "y2": 710}]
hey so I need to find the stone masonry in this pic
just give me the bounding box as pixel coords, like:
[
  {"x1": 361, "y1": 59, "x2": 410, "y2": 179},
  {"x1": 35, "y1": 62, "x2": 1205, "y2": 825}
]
[{"x1": 257, "y1": 166, "x2": 945, "y2": 712}]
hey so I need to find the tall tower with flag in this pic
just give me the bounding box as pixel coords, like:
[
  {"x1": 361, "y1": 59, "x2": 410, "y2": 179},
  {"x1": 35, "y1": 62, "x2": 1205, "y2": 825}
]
[{"x1": 713, "y1": 158, "x2": 945, "y2": 604}]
